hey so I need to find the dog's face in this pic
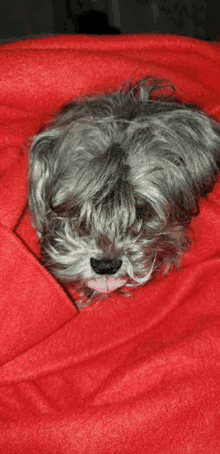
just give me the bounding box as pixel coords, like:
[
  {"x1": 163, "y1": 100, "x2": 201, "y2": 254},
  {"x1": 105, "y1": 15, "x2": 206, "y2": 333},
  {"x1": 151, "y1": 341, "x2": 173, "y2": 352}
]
[{"x1": 28, "y1": 77, "x2": 220, "y2": 307}]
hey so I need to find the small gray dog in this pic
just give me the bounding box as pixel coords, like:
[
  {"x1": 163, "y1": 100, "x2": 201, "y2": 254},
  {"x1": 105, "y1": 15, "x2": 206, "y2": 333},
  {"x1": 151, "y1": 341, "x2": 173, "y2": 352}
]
[{"x1": 28, "y1": 76, "x2": 220, "y2": 307}]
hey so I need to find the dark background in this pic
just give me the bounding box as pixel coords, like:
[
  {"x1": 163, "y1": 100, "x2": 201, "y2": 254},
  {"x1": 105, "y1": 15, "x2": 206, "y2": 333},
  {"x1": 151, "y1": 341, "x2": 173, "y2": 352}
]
[{"x1": 0, "y1": 0, "x2": 218, "y2": 44}]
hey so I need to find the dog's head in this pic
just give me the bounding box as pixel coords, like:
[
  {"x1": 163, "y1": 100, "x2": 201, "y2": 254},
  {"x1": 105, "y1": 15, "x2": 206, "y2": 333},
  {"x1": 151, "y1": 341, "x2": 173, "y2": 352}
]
[{"x1": 28, "y1": 76, "x2": 220, "y2": 307}]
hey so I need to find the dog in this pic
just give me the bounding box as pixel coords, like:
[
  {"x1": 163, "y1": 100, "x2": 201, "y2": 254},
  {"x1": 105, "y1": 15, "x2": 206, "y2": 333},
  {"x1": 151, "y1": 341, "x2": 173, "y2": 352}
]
[{"x1": 28, "y1": 76, "x2": 220, "y2": 308}]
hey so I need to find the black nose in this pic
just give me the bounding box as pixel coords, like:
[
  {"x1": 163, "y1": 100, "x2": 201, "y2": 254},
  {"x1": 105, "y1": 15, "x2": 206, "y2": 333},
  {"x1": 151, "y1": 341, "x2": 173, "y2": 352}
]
[{"x1": 90, "y1": 258, "x2": 122, "y2": 275}]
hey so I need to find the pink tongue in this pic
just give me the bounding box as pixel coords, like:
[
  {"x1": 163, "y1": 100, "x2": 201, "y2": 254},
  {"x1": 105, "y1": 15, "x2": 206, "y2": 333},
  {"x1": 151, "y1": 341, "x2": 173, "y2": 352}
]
[{"x1": 87, "y1": 277, "x2": 127, "y2": 293}]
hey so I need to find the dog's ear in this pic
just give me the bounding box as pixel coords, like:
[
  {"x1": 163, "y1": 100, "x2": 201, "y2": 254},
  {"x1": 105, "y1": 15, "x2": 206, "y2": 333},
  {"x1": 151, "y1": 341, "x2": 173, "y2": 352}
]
[
  {"x1": 28, "y1": 131, "x2": 60, "y2": 236},
  {"x1": 130, "y1": 107, "x2": 220, "y2": 226},
  {"x1": 159, "y1": 109, "x2": 220, "y2": 221},
  {"x1": 176, "y1": 110, "x2": 220, "y2": 185}
]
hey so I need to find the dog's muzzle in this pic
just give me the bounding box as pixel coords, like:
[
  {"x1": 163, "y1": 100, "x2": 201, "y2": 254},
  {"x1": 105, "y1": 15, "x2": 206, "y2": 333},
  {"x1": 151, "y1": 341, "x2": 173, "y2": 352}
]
[
  {"x1": 88, "y1": 258, "x2": 126, "y2": 294},
  {"x1": 90, "y1": 258, "x2": 122, "y2": 275}
]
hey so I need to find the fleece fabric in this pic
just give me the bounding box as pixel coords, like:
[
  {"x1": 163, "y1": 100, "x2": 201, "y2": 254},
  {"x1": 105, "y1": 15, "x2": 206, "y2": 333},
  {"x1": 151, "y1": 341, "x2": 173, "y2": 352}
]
[{"x1": 0, "y1": 33, "x2": 220, "y2": 453}]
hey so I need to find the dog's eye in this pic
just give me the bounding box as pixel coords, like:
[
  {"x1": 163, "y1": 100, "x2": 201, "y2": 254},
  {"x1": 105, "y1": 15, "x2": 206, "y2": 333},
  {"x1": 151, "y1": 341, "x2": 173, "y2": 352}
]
[
  {"x1": 136, "y1": 204, "x2": 153, "y2": 221},
  {"x1": 170, "y1": 155, "x2": 184, "y2": 167},
  {"x1": 79, "y1": 220, "x2": 90, "y2": 236}
]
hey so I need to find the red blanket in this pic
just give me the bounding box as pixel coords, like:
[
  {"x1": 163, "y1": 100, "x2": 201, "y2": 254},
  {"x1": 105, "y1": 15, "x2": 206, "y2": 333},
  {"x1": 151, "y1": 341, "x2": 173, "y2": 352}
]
[{"x1": 1, "y1": 33, "x2": 220, "y2": 453}]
